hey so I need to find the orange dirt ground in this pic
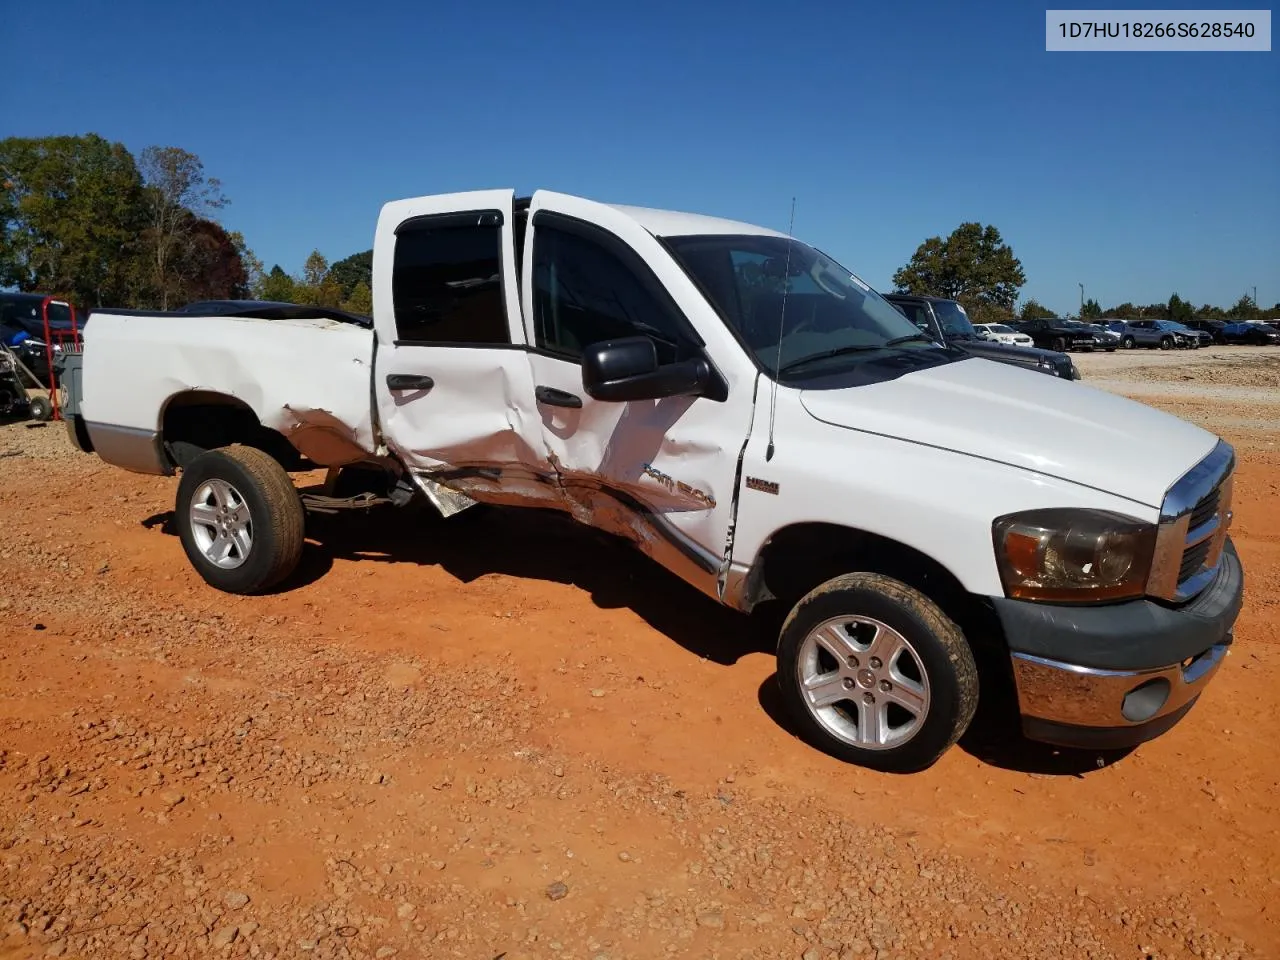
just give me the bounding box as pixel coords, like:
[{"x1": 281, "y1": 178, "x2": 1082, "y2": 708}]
[{"x1": 0, "y1": 389, "x2": 1276, "y2": 960}]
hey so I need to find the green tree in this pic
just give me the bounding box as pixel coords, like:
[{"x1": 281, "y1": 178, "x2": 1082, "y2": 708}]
[
  {"x1": 228, "y1": 231, "x2": 263, "y2": 297},
  {"x1": 328, "y1": 249, "x2": 373, "y2": 300},
  {"x1": 892, "y1": 223, "x2": 1025, "y2": 316},
  {"x1": 1194, "y1": 303, "x2": 1226, "y2": 320},
  {"x1": 138, "y1": 146, "x2": 227, "y2": 309},
  {"x1": 1226, "y1": 294, "x2": 1259, "y2": 321},
  {"x1": 0, "y1": 134, "x2": 147, "y2": 307},
  {"x1": 298, "y1": 250, "x2": 344, "y2": 307},
  {"x1": 1080, "y1": 298, "x2": 1102, "y2": 320},
  {"x1": 1101, "y1": 302, "x2": 1135, "y2": 318},
  {"x1": 1167, "y1": 293, "x2": 1194, "y2": 325},
  {"x1": 169, "y1": 217, "x2": 248, "y2": 302},
  {"x1": 1018, "y1": 299, "x2": 1056, "y2": 320},
  {"x1": 342, "y1": 280, "x2": 373, "y2": 316},
  {"x1": 259, "y1": 264, "x2": 299, "y2": 303}
]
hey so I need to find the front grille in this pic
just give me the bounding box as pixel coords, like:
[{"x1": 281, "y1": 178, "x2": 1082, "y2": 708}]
[
  {"x1": 1187, "y1": 488, "x2": 1220, "y2": 532},
  {"x1": 1179, "y1": 539, "x2": 1212, "y2": 582},
  {"x1": 1148, "y1": 440, "x2": 1235, "y2": 602}
]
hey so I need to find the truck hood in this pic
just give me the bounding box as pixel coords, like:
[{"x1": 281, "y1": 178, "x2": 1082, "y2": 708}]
[{"x1": 798, "y1": 356, "x2": 1218, "y2": 508}]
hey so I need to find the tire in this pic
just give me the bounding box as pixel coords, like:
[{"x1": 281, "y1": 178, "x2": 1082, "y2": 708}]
[
  {"x1": 1121, "y1": 336, "x2": 1135, "y2": 349},
  {"x1": 175, "y1": 444, "x2": 305, "y2": 594},
  {"x1": 1050, "y1": 337, "x2": 1066, "y2": 353},
  {"x1": 27, "y1": 395, "x2": 52, "y2": 422},
  {"x1": 775, "y1": 572, "x2": 979, "y2": 773}
]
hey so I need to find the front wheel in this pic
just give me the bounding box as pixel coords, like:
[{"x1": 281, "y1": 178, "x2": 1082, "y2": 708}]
[
  {"x1": 1050, "y1": 337, "x2": 1067, "y2": 352},
  {"x1": 175, "y1": 444, "x2": 305, "y2": 594},
  {"x1": 1159, "y1": 336, "x2": 1173, "y2": 350},
  {"x1": 1122, "y1": 335, "x2": 1136, "y2": 349},
  {"x1": 776, "y1": 573, "x2": 979, "y2": 773}
]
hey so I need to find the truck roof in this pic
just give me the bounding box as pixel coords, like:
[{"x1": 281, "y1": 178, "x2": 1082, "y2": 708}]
[{"x1": 602, "y1": 203, "x2": 788, "y2": 239}]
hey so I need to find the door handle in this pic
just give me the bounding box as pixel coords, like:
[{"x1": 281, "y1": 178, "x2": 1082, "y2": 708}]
[
  {"x1": 386, "y1": 373, "x2": 435, "y2": 392},
  {"x1": 535, "y1": 385, "x2": 583, "y2": 409}
]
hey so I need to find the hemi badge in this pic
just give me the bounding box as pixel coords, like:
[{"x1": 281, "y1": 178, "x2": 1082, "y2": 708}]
[{"x1": 745, "y1": 477, "x2": 779, "y2": 495}]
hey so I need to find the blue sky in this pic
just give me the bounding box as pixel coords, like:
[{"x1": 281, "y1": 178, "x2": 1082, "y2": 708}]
[{"x1": 5, "y1": 0, "x2": 1277, "y2": 314}]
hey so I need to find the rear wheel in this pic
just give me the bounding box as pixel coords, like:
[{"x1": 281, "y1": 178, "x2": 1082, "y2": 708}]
[
  {"x1": 776, "y1": 572, "x2": 979, "y2": 773},
  {"x1": 175, "y1": 444, "x2": 305, "y2": 594}
]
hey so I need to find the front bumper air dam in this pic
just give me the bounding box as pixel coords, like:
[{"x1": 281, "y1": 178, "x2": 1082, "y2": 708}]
[{"x1": 993, "y1": 538, "x2": 1244, "y2": 750}]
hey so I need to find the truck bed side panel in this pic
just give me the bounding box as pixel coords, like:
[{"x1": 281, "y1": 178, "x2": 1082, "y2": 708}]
[{"x1": 81, "y1": 312, "x2": 376, "y2": 474}]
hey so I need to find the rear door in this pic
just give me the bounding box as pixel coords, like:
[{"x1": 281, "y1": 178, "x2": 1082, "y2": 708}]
[
  {"x1": 517, "y1": 191, "x2": 760, "y2": 601},
  {"x1": 372, "y1": 190, "x2": 559, "y2": 512}
]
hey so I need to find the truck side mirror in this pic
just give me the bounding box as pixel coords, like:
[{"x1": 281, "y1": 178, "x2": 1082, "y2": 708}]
[{"x1": 580, "y1": 336, "x2": 718, "y2": 403}]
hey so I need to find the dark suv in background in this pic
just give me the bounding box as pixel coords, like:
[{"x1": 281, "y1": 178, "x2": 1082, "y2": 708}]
[
  {"x1": 883, "y1": 294, "x2": 1079, "y2": 380},
  {"x1": 1014, "y1": 317, "x2": 1099, "y2": 352}
]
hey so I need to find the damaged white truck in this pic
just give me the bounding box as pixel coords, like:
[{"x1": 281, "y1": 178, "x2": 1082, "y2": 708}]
[{"x1": 64, "y1": 189, "x2": 1244, "y2": 772}]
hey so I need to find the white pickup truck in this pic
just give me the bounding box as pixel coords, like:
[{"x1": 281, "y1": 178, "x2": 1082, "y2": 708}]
[{"x1": 65, "y1": 189, "x2": 1245, "y2": 772}]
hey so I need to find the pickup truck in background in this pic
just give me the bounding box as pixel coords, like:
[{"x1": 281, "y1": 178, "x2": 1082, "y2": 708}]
[
  {"x1": 883, "y1": 294, "x2": 1079, "y2": 381},
  {"x1": 64, "y1": 188, "x2": 1244, "y2": 772}
]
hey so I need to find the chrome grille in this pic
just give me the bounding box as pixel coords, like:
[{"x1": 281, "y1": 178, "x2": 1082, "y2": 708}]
[{"x1": 1146, "y1": 441, "x2": 1235, "y2": 603}]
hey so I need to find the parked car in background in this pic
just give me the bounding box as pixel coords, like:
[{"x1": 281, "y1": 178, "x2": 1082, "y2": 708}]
[
  {"x1": 0, "y1": 291, "x2": 85, "y2": 384},
  {"x1": 1106, "y1": 319, "x2": 1197, "y2": 350},
  {"x1": 884, "y1": 295, "x2": 1079, "y2": 380},
  {"x1": 1015, "y1": 317, "x2": 1098, "y2": 352},
  {"x1": 1185, "y1": 319, "x2": 1228, "y2": 344},
  {"x1": 1169, "y1": 322, "x2": 1212, "y2": 347},
  {"x1": 974, "y1": 322, "x2": 1033, "y2": 346},
  {"x1": 1221, "y1": 321, "x2": 1280, "y2": 345},
  {"x1": 1070, "y1": 321, "x2": 1119, "y2": 351}
]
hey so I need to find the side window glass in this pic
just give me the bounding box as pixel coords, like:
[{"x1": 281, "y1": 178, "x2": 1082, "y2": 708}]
[
  {"x1": 391, "y1": 222, "x2": 508, "y2": 344},
  {"x1": 532, "y1": 226, "x2": 690, "y2": 363}
]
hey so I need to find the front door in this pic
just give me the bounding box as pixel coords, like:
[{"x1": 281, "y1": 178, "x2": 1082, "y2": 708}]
[
  {"x1": 372, "y1": 189, "x2": 558, "y2": 512},
  {"x1": 518, "y1": 191, "x2": 760, "y2": 600}
]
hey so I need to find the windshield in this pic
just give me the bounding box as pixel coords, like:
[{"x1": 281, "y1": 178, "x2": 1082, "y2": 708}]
[
  {"x1": 988, "y1": 324, "x2": 1013, "y2": 334},
  {"x1": 929, "y1": 300, "x2": 978, "y2": 338},
  {"x1": 664, "y1": 235, "x2": 943, "y2": 377}
]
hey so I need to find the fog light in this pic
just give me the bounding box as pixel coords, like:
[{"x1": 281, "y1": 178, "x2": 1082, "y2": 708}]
[{"x1": 1122, "y1": 677, "x2": 1171, "y2": 723}]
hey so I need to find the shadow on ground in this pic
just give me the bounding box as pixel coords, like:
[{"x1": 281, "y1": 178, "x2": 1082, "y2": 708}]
[{"x1": 143, "y1": 499, "x2": 1132, "y2": 776}]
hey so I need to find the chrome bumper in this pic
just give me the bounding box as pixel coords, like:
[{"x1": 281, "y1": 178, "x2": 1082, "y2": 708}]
[{"x1": 1013, "y1": 647, "x2": 1223, "y2": 742}]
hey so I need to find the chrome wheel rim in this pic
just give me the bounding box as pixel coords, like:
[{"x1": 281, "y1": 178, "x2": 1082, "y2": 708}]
[
  {"x1": 189, "y1": 479, "x2": 253, "y2": 569},
  {"x1": 796, "y1": 615, "x2": 931, "y2": 751}
]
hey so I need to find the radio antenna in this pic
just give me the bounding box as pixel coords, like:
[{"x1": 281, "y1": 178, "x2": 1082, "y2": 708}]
[{"x1": 765, "y1": 196, "x2": 796, "y2": 462}]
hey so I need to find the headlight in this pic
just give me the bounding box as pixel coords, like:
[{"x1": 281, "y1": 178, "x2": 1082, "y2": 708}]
[{"x1": 992, "y1": 509, "x2": 1156, "y2": 603}]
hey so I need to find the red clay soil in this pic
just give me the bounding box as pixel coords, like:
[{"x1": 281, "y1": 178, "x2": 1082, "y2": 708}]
[{"x1": 0, "y1": 414, "x2": 1275, "y2": 960}]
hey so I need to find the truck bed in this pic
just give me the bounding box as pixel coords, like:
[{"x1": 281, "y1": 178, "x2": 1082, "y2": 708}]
[{"x1": 79, "y1": 308, "x2": 379, "y2": 475}]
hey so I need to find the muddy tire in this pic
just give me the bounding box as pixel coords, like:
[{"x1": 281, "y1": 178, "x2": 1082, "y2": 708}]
[
  {"x1": 175, "y1": 444, "x2": 304, "y2": 595},
  {"x1": 776, "y1": 572, "x2": 979, "y2": 773},
  {"x1": 27, "y1": 395, "x2": 52, "y2": 422}
]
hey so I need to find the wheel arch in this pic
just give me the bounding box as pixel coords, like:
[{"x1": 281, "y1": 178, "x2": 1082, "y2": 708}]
[
  {"x1": 737, "y1": 521, "x2": 1007, "y2": 659},
  {"x1": 160, "y1": 389, "x2": 307, "y2": 471}
]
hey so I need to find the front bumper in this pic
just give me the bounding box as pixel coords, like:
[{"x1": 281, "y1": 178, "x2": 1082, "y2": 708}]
[{"x1": 994, "y1": 538, "x2": 1244, "y2": 750}]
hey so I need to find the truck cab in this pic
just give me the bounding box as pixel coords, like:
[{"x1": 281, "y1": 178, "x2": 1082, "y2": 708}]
[{"x1": 71, "y1": 188, "x2": 1244, "y2": 773}]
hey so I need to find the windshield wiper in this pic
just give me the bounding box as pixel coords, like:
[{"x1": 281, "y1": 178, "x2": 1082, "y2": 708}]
[
  {"x1": 884, "y1": 333, "x2": 937, "y2": 346},
  {"x1": 777, "y1": 344, "x2": 888, "y2": 375}
]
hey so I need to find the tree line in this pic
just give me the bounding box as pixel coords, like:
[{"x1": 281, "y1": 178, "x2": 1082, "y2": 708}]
[
  {"x1": 892, "y1": 222, "x2": 1275, "y2": 325},
  {"x1": 3, "y1": 134, "x2": 1274, "y2": 325}
]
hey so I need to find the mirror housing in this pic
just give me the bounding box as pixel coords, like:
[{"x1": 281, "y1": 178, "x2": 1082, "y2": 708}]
[{"x1": 581, "y1": 336, "x2": 720, "y2": 403}]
